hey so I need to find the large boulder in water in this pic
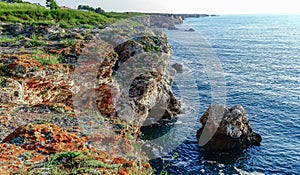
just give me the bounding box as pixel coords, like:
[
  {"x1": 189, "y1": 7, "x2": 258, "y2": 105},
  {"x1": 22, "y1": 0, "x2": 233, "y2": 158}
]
[{"x1": 196, "y1": 104, "x2": 262, "y2": 152}]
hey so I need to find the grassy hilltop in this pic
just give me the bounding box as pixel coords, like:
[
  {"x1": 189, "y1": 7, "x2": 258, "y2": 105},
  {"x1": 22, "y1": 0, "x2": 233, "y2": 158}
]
[{"x1": 0, "y1": 1, "x2": 144, "y2": 28}]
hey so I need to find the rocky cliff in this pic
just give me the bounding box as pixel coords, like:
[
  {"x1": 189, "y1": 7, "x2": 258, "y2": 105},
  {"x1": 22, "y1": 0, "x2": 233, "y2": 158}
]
[{"x1": 0, "y1": 16, "x2": 181, "y2": 174}]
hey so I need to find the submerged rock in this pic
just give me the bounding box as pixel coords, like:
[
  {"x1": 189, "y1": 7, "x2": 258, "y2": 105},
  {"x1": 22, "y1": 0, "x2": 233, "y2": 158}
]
[
  {"x1": 172, "y1": 63, "x2": 184, "y2": 73},
  {"x1": 196, "y1": 104, "x2": 262, "y2": 152}
]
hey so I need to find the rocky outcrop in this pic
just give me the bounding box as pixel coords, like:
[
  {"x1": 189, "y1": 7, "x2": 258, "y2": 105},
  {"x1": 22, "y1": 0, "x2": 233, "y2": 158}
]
[
  {"x1": 71, "y1": 38, "x2": 118, "y2": 117},
  {"x1": 197, "y1": 104, "x2": 262, "y2": 152},
  {"x1": 0, "y1": 20, "x2": 181, "y2": 131},
  {"x1": 0, "y1": 17, "x2": 180, "y2": 174},
  {"x1": 0, "y1": 23, "x2": 91, "y2": 39},
  {"x1": 95, "y1": 20, "x2": 181, "y2": 127},
  {"x1": 112, "y1": 33, "x2": 180, "y2": 126},
  {"x1": 185, "y1": 28, "x2": 195, "y2": 32}
]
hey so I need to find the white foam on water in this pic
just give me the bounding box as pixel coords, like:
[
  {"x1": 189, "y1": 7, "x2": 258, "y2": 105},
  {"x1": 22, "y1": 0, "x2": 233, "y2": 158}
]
[{"x1": 234, "y1": 167, "x2": 265, "y2": 175}]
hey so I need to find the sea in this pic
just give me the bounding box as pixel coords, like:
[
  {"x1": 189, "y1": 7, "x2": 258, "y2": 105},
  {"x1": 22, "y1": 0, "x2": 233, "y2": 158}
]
[{"x1": 144, "y1": 15, "x2": 300, "y2": 175}]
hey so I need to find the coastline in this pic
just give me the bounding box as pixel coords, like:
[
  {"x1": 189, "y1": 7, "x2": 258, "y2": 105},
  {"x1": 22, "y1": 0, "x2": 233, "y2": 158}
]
[{"x1": 0, "y1": 14, "x2": 182, "y2": 174}]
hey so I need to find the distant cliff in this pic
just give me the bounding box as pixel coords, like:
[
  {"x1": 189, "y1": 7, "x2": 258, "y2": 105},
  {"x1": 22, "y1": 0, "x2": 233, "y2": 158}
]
[{"x1": 148, "y1": 13, "x2": 217, "y2": 20}]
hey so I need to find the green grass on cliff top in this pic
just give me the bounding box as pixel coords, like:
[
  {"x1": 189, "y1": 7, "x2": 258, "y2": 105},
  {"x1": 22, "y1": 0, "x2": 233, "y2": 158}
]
[{"x1": 0, "y1": 2, "x2": 145, "y2": 28}]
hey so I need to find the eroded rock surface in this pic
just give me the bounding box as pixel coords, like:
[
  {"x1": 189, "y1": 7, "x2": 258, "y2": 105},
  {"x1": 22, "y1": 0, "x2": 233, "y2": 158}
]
[{"x1": 197, "y1": 104, "x2": 262, "y2": 152}]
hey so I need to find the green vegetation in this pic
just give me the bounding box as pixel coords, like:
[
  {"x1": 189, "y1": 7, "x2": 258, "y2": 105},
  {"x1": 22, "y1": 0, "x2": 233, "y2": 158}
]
[
  {"x1": 24, "y1": 151, "x2": 125, "y2": 175},
  {"x1": 0, "y1": 2, "x2": 145, "y2": 28},
  {"x1": 157, "y1": 152, "x2": 179, "y2": 175},
  {"x1": 0, "y1": 35, "x2": 24, "y2": 45},
  {"x1": 50, "y1": 151, "x2": 81, "y2": 165},
  {"x1": 20, "y1": 152, "x2": 33, "y2": 159},
  {"x1": 77, "y1": 4, "x2": 104, "y2": 14},
  {"x1": 46, "y1": 0, "x2": 59, "y2": 10},
  {"x1": 32, "y1": 49, "x2": 62, "y2": 65},
  {"x1": 0, "y1": 2, "x2": 45, "y2": 11},
  {"x1": 0, "y1": 64, "x2": 11, "y2": 76},
  {"x1": 0, "y1": 2, "x2": 110, "y2": 28},
  {"x1": 24, "y1": 34, "x2": 46, "y2": 47},
  {"x1": 1, "y1": 0, "x2": 23, "y2": 3},
  {"x1": 135, "y1": 36, "x2": 163, "y2": 52},
  {"x1": 0, "y1": 76, "x2": 6, "y2": 87},
  {"x1": 60, "y1": 38, "x2": 77, "y2": 47}
]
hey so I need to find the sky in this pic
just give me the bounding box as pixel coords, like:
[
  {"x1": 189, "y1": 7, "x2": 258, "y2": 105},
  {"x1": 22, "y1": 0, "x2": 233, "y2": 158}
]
[{"x1": 26, "y1": 0, "x2": 300, "y2": 14}]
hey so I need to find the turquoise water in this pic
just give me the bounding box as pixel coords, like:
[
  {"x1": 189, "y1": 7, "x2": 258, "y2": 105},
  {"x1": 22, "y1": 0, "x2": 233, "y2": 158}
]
[{"x1": 149, "y1": 15, "x2": 300, "y2": 174}]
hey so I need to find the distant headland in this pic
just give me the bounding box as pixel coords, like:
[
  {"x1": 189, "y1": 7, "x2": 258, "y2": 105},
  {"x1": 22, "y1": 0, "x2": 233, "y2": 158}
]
[{"x1": 147, "y1": 13, "x2": 219, "y2": 19}]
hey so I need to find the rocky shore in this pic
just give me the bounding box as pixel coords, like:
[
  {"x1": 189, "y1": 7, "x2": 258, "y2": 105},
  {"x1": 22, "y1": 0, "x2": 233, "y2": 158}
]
[
  {"x1": 0, "y1": 13, "x2": 262, "y2": 174},
  {"x1": 0, "y1": 15, "x2": 181, "y2": 174}
]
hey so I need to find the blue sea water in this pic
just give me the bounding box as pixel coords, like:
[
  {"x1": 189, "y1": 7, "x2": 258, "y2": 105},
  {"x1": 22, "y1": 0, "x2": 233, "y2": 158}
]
[{"x1": 148, "y1": 15, "x2": 300, "y2": 174}]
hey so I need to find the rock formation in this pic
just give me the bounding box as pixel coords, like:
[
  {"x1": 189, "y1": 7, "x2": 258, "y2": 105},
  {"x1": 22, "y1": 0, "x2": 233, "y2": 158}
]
[
  {"x1": 197, "y1": 104, "x2": 262, "y2": 152},
  {"x1": 0, "y1": 16, "x2": 181, "y2": 174},
  {"x1": 172, "y1": 63, "x2": 184, "y2": 73},
  {"x1": 97, "y1": 20, "x2": 181, "y2": 127}
]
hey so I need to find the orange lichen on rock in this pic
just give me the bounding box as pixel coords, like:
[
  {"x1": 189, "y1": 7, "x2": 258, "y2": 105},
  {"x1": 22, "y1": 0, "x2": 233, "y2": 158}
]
[
  {"x1": 3, "y1": 54, "x2": 44, "y2": 72},
  {"x1": 0, "y1": 143, "x2": 47, "y2": 174},
  {"x1": 2, "y1": 123, "x2": 86, "y2": 154}
]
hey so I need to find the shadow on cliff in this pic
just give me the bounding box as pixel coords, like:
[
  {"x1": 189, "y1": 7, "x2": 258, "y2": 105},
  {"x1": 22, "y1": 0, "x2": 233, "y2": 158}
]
[{"x1": 139, "y1": 117, "x2": 178, "y2": 140}]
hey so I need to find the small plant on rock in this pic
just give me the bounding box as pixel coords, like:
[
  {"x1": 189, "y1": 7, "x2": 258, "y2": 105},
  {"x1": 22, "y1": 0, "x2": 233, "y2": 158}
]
[{"x1": 24, "y1": 34, "x2": 46, "y2": 48}]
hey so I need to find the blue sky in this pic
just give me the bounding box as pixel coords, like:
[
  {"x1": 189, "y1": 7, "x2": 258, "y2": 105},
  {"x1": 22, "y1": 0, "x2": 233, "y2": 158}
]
[{"x1": 26, "y1": 0, "x2": 300, "y2": 14}]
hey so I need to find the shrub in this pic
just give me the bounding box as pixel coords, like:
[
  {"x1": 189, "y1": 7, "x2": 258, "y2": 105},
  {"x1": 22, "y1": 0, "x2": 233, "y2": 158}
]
[{"x1": 46, "y1": 0, "x2": 59, "y2": 10}]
